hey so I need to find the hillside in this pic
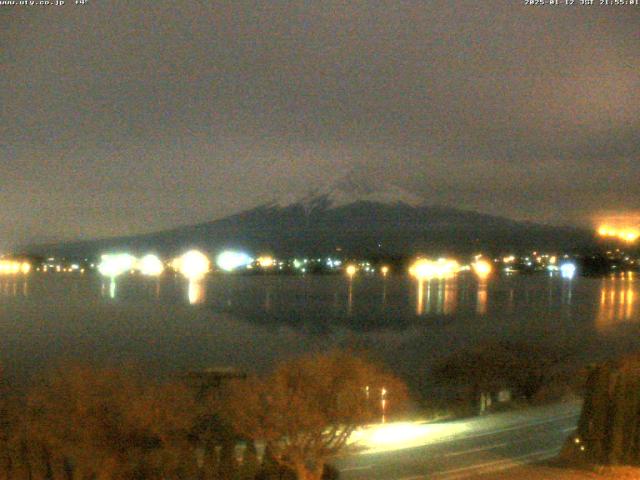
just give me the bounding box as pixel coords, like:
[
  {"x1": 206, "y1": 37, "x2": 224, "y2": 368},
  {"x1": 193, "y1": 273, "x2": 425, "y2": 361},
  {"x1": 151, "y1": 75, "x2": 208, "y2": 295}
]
[{"x1": 24, "y1": 174, "x2": 593, "y2": 259}]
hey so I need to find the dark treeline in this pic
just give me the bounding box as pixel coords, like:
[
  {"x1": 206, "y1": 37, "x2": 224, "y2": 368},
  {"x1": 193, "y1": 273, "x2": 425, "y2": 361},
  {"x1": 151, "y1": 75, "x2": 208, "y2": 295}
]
[{"x1": 0, "y1": 351, "x2": 407, "y2": 480}]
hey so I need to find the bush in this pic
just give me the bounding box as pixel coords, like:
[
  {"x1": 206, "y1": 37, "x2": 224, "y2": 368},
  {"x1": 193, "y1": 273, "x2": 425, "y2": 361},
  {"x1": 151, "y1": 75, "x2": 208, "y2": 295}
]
[{"x1": 433, "y1": 341, "x2": 569, "y2": 408}]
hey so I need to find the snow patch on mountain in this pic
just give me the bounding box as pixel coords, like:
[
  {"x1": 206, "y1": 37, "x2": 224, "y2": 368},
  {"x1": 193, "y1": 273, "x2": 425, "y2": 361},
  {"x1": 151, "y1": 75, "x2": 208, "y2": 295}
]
[{"x1": 270, "y1": 172, "x2": 425, "y2": 210}]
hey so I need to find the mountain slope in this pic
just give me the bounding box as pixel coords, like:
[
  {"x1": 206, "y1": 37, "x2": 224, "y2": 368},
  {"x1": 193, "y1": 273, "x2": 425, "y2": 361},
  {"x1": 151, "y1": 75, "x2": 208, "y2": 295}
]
[
  {"x1": 25, "y1": 195, "x2": 592, "y2": 259},
  {"x1": 23, "y1": 173, "x2": 594, "y2": 258}
]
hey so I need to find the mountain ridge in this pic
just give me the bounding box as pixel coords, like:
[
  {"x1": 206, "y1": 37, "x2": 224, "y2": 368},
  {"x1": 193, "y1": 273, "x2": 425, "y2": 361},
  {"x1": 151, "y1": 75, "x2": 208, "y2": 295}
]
[
  {"x1": 20, "y1": 171, "x2": 594, "y2": 258},
  {"x1": 22, "y1": 199, "x2": 592, "y2": 259}
]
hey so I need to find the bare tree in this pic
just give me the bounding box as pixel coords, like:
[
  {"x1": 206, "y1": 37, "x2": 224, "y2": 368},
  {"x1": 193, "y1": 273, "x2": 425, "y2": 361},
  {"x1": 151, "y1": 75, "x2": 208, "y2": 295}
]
[
  {"x1": 220, "y1": 350, "x2": 408, "y2": 480},
  {"x1": 24, "y1": 365, "x2": 201, "y2": 479}
]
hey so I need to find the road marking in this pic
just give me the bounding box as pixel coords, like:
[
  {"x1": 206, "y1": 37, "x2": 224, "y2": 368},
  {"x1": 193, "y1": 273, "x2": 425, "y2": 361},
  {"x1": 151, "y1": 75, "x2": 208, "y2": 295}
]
[
  {"x1": 342, "y1": 407, "x2": 580, "y2": 479},
  {"x1": 357, "y1": 412, "x2": 579, "y2": 457},
  {"x1": 442, "y1": 442, "x2": 508, "y2": 458},
  {"x1": 446, "y1": 412, "x2": 579, "y2": 443},
  {"x1": 340, "y1": 465, "x2": 372, "y2": 472},
  {"x1": 395, "y1": 447, "x2": 558, "y2": 480},
  {"x1": 350, "y1": 437, "x2": 547, "y2": 479},
  {"x1": 432, "y1": 447, "x2": 560, "y2": 479}
]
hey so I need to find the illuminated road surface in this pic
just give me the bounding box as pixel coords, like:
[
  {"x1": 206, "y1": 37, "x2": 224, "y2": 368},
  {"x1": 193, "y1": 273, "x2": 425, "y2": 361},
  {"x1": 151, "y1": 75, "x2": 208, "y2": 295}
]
[{"x1": 337, "y1": 401, "x2": 581, "y2": 480}]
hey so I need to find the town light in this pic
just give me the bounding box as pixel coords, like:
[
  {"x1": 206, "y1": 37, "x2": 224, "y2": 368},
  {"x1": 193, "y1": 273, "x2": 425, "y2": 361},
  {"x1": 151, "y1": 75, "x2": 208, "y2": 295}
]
[
  {"x1": 97, "y1": 254, "x2": 136, "y2": 278},
  {"x1": 0, "y1": 260, "x2": 31, "y2": 275},
  {"x1": 177, "y1": 250, "x2": 211, "y2": 279},
  {"x1": 216, "y1": 250, "x2": 252, "y2": 272},
  {"x1": 257, "y1": 255, "x2": 275, "y2": 268},
  {"x1": 346, "y1": 265, "x2": 357, "y2": 277},
  {"x1": 138, "y1": 254, "x2": 164, "y2": 277},
  {"x1": 560, "y1": 262, "x2": 577, "y2": 279},
  {"x1": 381, "y1": 266, "x2": 389, "y2": 277},
  {"x1": 409, "y1": 258, "x2": 460, "y2": 280},
  {"x1": 598, "y1": 225, "x2": 640, "y2": 243},
  {"x1": 471, "y1": 259, "x2": 492, "y2": 279}
]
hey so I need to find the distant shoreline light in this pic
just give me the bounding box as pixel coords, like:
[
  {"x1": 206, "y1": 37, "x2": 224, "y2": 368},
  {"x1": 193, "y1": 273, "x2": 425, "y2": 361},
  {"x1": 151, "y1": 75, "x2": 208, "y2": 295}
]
[
  {"x1": 97, "y1": 254, "x2": 136, "y2": 278},
  {"x1": 216, "y1": 250, "x2": 252, "y2": 272},
  {"x1": 409, "y1": 258, "x2": 460, "y2": 280},
  {"x1": 0, "y1": 260, "x2": 31, "y2": 275},
  {"x1": 176, "y1": 250, "x2": 211, "y2": 279},
  {"x1": 598, "y1": 225, "x2": 639, "y2": 243}
]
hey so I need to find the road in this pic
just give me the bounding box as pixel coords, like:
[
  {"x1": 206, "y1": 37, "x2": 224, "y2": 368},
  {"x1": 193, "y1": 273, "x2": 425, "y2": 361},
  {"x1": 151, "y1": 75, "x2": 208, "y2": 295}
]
[{"x1": 337, "y1": 401, "x2": 581, "y2": 480}]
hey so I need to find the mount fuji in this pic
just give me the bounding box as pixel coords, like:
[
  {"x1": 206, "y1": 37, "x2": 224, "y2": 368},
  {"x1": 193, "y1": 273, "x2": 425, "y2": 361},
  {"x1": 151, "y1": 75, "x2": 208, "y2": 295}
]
[
  {"x1": 26, "y1": 173, "x2": 592, "y2": 258},
  {"x1": 269, "y1": 172, "x2": 426, "y2": 212}
]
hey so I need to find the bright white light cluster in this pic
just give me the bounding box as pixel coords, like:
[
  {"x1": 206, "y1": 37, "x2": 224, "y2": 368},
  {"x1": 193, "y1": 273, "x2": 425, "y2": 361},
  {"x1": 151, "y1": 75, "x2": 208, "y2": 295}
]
[
  {"x1": 0, "y1": 260, "x2": 31, "y2": 275},
  {"x1": 138, "y1": 254, "x2": 165, "y2": 276},
  {"x1": 176, "y1": 250, "x2": 211, "y2": 279},
  {"x1": 326, "y1": 258, "x2": 342, "y2": 268},
  {"x1": 560, "y1": 262, "x2": 577, "y2": 279},
  {"x1": 471, "y1": 259, "x2": 492, "y2": 279},
  {"x1": 256, "y1": 255, "x2": 275, "y2": 268},
  {"x1": 97, "y1": 254, "x2": 136, "y2": 278},
  {"x1": 216, "y1": 250, "x2": 253, "y2": 272},
  {"x1": 98, "y1": 253, "x2": 165, "y2": 277},
  {"x1": 409, "y1": 258, "x2": 460, "y2": 280}
]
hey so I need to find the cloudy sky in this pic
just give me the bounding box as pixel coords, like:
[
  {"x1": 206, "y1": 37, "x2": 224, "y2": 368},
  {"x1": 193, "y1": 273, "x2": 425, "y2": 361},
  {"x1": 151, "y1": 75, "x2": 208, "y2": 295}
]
[{"x1": 1, "y1": 1, "x2": 638, "y2": 248}]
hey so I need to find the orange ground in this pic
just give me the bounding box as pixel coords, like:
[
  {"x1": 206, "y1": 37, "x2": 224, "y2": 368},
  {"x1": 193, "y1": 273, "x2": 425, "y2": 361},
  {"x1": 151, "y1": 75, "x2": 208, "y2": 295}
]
[{"x1": 475, "y1": 465, "x2": 640, "y2": 479}]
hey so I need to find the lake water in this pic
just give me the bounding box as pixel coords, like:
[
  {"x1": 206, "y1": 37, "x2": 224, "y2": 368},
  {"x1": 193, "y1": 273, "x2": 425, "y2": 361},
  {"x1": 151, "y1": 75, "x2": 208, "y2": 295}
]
[{"x1": 0, "y1": 272, "x2": 639, "y2": 395}]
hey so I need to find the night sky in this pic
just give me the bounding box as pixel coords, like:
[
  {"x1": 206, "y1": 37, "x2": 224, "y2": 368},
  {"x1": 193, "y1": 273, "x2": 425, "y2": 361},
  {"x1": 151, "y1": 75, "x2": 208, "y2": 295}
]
[{"x1": 1, "y1": 1, "x2": 638, "y2": 249}]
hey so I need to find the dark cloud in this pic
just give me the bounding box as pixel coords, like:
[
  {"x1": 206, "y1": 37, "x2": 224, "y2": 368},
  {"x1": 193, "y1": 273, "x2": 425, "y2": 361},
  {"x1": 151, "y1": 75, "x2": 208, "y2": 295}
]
[{"x1": 1, "y1": 1, "x2": 638, "y2": 247}]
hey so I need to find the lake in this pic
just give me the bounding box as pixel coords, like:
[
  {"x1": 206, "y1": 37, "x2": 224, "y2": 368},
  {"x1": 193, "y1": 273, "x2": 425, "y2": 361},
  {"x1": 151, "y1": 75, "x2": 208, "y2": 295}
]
[{"x1": 0, "y1": 272, "x2": 638, "y2": 395}]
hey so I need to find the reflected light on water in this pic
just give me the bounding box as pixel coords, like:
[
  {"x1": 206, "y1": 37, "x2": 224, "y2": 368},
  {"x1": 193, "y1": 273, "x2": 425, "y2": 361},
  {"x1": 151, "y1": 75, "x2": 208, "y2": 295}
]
[
  {"x1": 416, "y1": 280, "x2": 424, "y2": 315},
  {"x1": 476, "y1": 280, "x2": 488, "y2": 315},
  {"x1": 264, "y1": 288, "x2": 272, "y2": 311},
  {"x1": 415, "y1": 277, "x2": 459, "y2": 316},
  {"x1": 188, "y1": 280, "x2": 206, "y2": 305},
  {"x1": 0, "y1": 279, "x2": 29, "y2": 298},
  {"x1": 596, "y1": 274, "x2": 638, "y2": 331},
  {"x1": 100, "y1": 279, "x2": 118, "y2": 299},
  {"x1": 347, "y1": 278, "x2": 354, "y2": 316},
  {"x1": 443, "y1": 280, "x2": 457, "y2": 315}
]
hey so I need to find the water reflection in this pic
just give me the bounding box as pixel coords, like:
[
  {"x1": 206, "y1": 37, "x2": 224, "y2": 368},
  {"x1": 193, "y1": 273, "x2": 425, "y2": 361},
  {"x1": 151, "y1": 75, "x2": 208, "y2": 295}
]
[
  {"x1": 187, "y1": 280, "x2": 206, "y2": 305},
  {"x1": 596, "y1": 274, "x2": 638, "y2": 331},
  {"x1": 561, "y1": 278, "x2": 574, "y2": 306},
  {"x1": 264, "y1": 287, "x2": 272, "y2": 312},
  {"x1": 0, "y1": 279, "x2": 29, "y2": 298},
  {"x1": 100, "y1": 279, "x2": 119, "y2": 299},
  {"x1": 476, "y1": 280, "x2": 488, "y2": 315},
  {"x1": 382, "y1": 280, "x2": 387, "y2": 306},
  {"x1": 443, "y1": 280, "x2": 457, "y2": 315},
  {"x1": 415, "y1": 278, "x2": 458, "y2": 316},
  {"x1": 507, "y1": 288, "x2": 515, "y2": 313},
  {"x1": 416, "y1": 280, "x2": 425, "y2": 315}
]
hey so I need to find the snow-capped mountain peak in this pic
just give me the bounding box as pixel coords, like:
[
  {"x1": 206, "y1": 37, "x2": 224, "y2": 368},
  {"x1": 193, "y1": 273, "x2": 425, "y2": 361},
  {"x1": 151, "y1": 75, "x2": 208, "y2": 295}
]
[{"x1": 271, "y1": 171, "x2": 425, "y2": 210}]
